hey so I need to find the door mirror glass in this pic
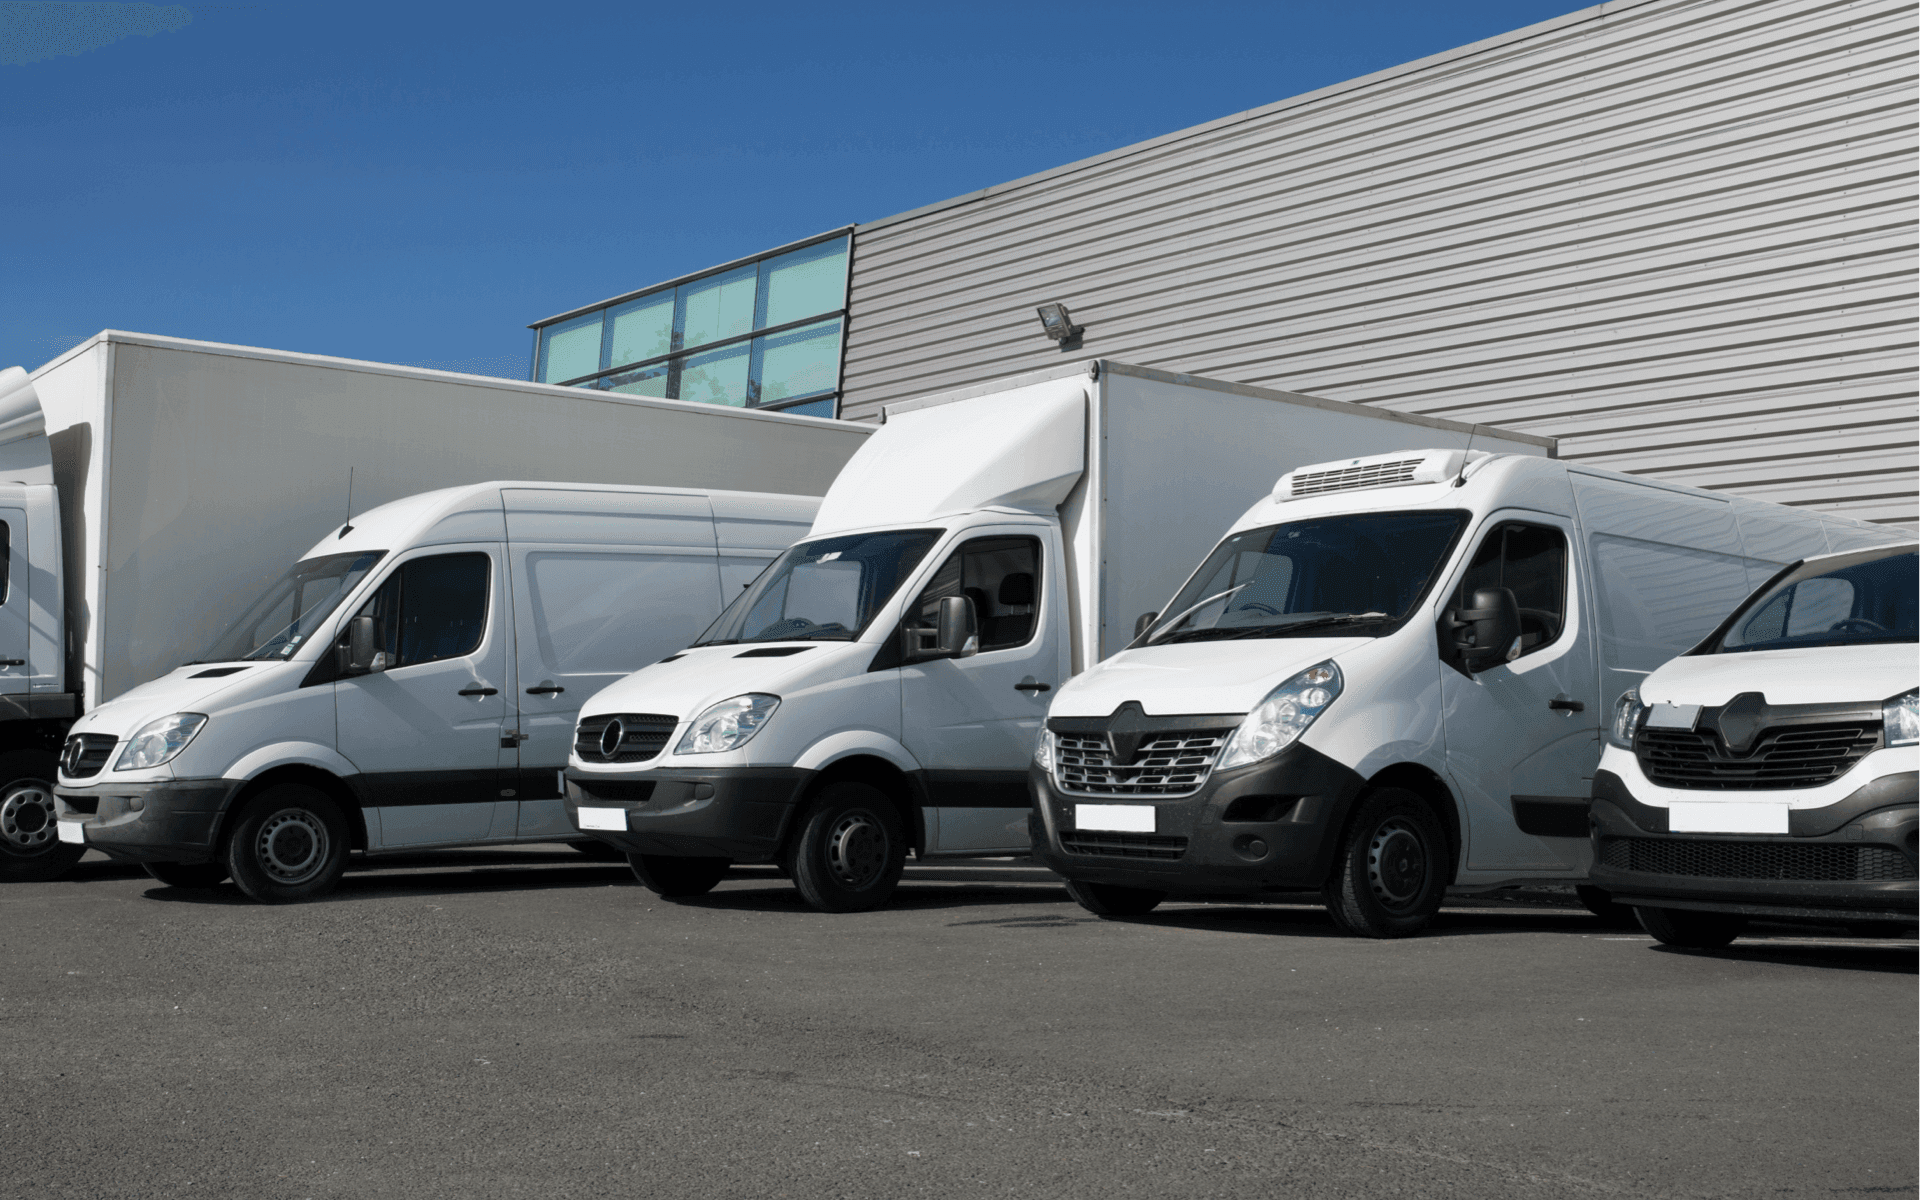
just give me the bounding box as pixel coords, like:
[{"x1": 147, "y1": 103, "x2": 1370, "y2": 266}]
[{"x1": 1456, "y1": 587, "x2": 1522, "y2": 671}]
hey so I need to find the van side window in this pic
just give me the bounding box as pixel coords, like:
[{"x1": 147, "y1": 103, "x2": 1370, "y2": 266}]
[
  {"x1": 355, "y1": 553, "x2": 491, "y2": 669},
  {"x1": 912, "y1": 536, "x2": 1041, "y2": 652},
  {"x1": 1456, "y1": 523, "x2": 1566, "y2": 658},
  {"x1": 0, "y1": 520, "x2": 10, "y2": 605}
]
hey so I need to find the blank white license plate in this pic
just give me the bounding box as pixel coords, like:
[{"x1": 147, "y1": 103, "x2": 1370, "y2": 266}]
[
  {"x1": 1076, "y1": 804, "x2": 1154, "y2": 833},
  {"x1": 575, "y1": 806, "x2": 627, "y2": 832},
  {"x1": 1668, "y1": 802, "x2": 1789, "y2": 834},
  {"x1": 57, "y1": 820, "x2": 86, "y2": 844}
]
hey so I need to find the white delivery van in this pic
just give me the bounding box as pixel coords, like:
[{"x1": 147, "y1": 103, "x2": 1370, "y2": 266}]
[
  {"x1": 52, "y1": 481, "x2": 816, "y2": 902},
  {"x1": 1031, "y1": 448, "x2": 1910, "y2": 937},
  {"x1": 1588, "y1": 543, "x2": 1917, "y2": 949},
  {"x1": 561, "y1": 361, "x2": 1549, "y2": 911}
]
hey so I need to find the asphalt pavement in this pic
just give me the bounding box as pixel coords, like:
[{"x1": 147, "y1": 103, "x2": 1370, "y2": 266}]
[{"x1": 2, "y1": 847, "x2": 1913, "y2": 1199}]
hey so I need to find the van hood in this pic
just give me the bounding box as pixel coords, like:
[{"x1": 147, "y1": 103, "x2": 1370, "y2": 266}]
[
  {"x1": 1051, "y1": 637, "x2": 1371, "y2": 718},
  {"x1": 580, "y1": 641, "x2": 872, "y2": 723},
  {"x1": 1642, "y1": 643, "x2": 1920, "y2": 707},
  {"x1": 71, "y1": 661, "x2": 294, "y2": 737}
]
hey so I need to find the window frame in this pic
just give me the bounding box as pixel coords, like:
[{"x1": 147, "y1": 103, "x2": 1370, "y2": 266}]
[
  {"x1": 356, "y1": 551, "x2": 494, "y2": 672},
  {"x1": 1452, "y1": 519, "x2": 1570, "y2": 663},
  {"x1": 909, "y1": 534, "x2": 1044, "y2": 654}
]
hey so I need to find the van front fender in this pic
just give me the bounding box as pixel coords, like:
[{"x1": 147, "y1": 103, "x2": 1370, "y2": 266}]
[
  {"x1": 791, "y1": 730, "x2": 920, "y2": 775},
  {"x1": 223, "y1": 741, "x2": 359, "y2": 783}
]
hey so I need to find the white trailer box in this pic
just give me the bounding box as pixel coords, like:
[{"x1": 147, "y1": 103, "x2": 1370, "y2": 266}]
[
  {"x1": 564, "y1": 360, "x2": 1552, "y2": 910},
  {"x1": 0, "y1": 332, "x2": 869, "y2": 879}
]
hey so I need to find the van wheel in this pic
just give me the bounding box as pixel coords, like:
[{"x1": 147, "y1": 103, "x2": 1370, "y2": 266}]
[
  {"x1": 1323, "y1": 788, "x2": 1447, "y2": 938},
  {"x1": 1065, "y1": 879, "x2": 1164, "y2": 917},
  {"x1": 1575, "y1": 884, "x2": 1639, "y2": 927},
  {"x1": 144, "y1": 861, "x2": 229, "y2": 889},
  {"x1": 0, "y1": 751, "x2": 83, "y2": 882},
  {"x1": 788, "y1": 783, "x2": 906, "y2": 913},
  {"x1": 627, "y1": 853, "x2": 729, "y2": 898},
  {"x1": 223, "y1": 784, "x2": 348, "y2": 904},
  {"x1": 1636, "y1": 906, "x2": 1744, "y2": 950}
]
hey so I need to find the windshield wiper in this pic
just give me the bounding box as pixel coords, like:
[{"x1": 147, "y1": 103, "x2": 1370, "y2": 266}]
[
  {"x1": 1145, "y1": 584, "x2": 1251, "y2": 645},
  {"x1": 1159, "y1": 612, "x2": 1390, "y2": 643}
]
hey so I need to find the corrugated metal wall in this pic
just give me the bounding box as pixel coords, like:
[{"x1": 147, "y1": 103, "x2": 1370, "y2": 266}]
[{"x1": 840, "y1": 0, "x2": 1917, "y2": 528}]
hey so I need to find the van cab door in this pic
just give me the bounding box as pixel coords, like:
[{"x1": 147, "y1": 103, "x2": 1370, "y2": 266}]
[
  {"x1": 334, "y1": 545, "x2": 516, "y2": 848},
  {"x1": 900, "y1": 526, "x2": 1068, "y2": 854},
  {"x1": 0, "y1": 511, "x2": 29, "y2": 696},
  {"x1": 1439, "y1": 513, "x2": 1601, "y2": 874},
  {"x1": 501, "y1": 489, "x2": 722, "y2": 839}
]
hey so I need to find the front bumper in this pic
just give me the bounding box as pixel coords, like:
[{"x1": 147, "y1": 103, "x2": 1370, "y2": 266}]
[
  {"x1": 563, "y1": 767, "x2": 815, "y2": 861},
  {"x1": 1587, "y1": 769, "x2": 1918, "y2": 922},
  {"x1": 54, "y1": 777, "x2": 244, "y2": 864},
  {"x1": 1028, "y1": 742, "x2": 1368, "y2": 895}
]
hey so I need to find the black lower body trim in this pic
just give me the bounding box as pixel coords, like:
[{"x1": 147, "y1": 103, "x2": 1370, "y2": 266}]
[
  {"x1": 55, "y1": 778, "x2": 244, "y2": 863},
  {"x1": 1511, "y1": 795, "x2": 1590, "y2": 838},
  {"x1": 917, "y1": 769, "x2": 1030, "y2": 808},
  {"x1": 564, "y1": 767, "x2": 815, "y2": 861}
]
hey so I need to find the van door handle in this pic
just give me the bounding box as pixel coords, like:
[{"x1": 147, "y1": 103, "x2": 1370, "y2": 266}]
[
  {"x1": 1548, "y1": 697, "x2": 1584, "y2": 712},
  {"x1": 1015, "y1": 677, "x2": 1052, "y2": 693},
  {"x1": 0, "y1": 659, "x2": 24, "y2": 667},
  {"x1": 525, "y1": 685, "x2": 565, "y2": 695},
  {"x1": 458, "y1": 686, "x2": 499, "y2": 697}
]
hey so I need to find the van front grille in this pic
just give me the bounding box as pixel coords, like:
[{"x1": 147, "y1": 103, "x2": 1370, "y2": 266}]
[
  {"x1": 1290, "y1": 458, "x2": 1424, "y2": 497},
  {"x1": 1599, "y1": 837, "x2": 1916, "y2": 882},
  {"x1": 1636, "y1": 723, "x2": 1879, "y2": 790},
  {"x1": 61, "y1": 734, "x2": 117, "y2": 779},
  {"x1": 574, "y1": 714, "x2": 678, "y2": 764},
  {"x1": 1060, "y1": 831, "x2": 1189, "y2": 860},
  {"x1": 1054, "y1": 732, "x2": 1230, "y2": 797}
]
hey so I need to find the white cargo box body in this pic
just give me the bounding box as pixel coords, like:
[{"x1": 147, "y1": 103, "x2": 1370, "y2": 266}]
[{"x1": 29, "y1": 332, "x2": 872, "y2": 706}]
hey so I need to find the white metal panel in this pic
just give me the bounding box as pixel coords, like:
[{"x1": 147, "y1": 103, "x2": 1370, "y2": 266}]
[{"x1": 839, "y1": 0, "x2": 1916, "y2": 531}]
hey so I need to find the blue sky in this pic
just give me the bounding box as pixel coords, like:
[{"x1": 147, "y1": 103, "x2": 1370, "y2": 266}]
[{"x1": 3, "y1": 0, "x2": 1592, "y2": 378}]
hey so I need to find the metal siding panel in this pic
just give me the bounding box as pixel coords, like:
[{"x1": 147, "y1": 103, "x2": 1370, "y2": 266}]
[{"x1": 839, "y1": 0, "x2": 1915, "y2": 528}]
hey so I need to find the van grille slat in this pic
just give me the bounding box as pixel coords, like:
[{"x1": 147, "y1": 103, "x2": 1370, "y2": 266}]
[
  {"x1": 60, "y1": 734, "x2": 117, "y2": 779},
  {"x1": 1059, "y1": 831, "x2": 1189, "y2": 860},
  {"x1": 1636, "y1": 723, "x2": 1880, "y2": 790},
  {"x1": 1055, "y1": 732, "x2": 1230, "y2": 797},
  {"x1": 574, "y1": 714, "x2": 678, "y2": 764}
]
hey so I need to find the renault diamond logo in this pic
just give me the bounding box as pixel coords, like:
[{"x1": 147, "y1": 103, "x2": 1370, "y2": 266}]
[{"x1": 599, "y1": 718, "x2": 626, "y2": 760}]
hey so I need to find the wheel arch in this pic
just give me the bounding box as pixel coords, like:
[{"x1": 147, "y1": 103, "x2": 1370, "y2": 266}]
[
  {"x1": 215, "y1": 765, "x2": 367, "y2": 856},
  {"x1": 1365, "y1": 761, "x2": 1462, "y2": 881},
  {"x1": 794, "y1": 753, "x2": 923, "y2": 856}
]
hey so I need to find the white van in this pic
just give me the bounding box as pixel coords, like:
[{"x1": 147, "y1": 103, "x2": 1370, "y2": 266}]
[
  {"x1": 1588, "y1": 544, "x2": 1917, "y2": 948},
  {"x1": 53, "y1": 481, "x2": 815, "y2": 902},
  {"x1": 1030, "y1": 449, "x2": 1908, "y2": 936}
]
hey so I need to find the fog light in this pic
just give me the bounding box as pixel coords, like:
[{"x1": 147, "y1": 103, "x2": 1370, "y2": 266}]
[{"x1": 1231, "y1": 834, "x2": 1268, "y2": 861}]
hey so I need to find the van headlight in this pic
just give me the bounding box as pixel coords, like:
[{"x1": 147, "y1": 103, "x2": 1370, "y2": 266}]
[
  {"x1": 1885, "y1": 689, "x2": 1919, "y2": 748},
  {"x1": 114, "y1": 713, "x2": 208, "y2": 771},
  {"x1": 1607, "y1": 689, "x2": 1646, "y2": 750},
  {"x1": 1216, "y1": 661, "x2": 1341, "y2": 772},
  {"x1": 674, "y1": 694, "x2": 780, "y2": 755},
  {"x1": 1033, "y1": 729, "x2": 1054, "y2": 771}
]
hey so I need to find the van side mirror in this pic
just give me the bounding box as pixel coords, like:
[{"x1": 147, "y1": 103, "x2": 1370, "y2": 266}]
[
  {"x1": 343, "y1": 615, "x2": 383, "y2": 675},
  {"x1": 1134, "y1": 611, "x2": 1159, "y2": 639},
  {"x1": 1450, "y1": 587, "x2": 1522, "y2": 672},
  {"x1": 904, "y1": 594, "x2": 977, "y2": 663}
]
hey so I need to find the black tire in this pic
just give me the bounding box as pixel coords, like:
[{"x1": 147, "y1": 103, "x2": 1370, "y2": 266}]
[
  {"x1": 1323, "y1": 788, "x2": 1448, "y2": 939},
  {"x1": 222, "y1": 784, "x2": 349, "y2": 904},
  {"x1": 787, "y1": 782, "x2": 907, "y2": 913},
  {"x1": 1064, "y1": 879, "x2": 1165, "y2": 917},
  {"x1": 0, "y1": 750, "x2": 83, "y2": 882},
  {"x1": 143, "y1": 861, "x2": 230, "y2": 889},
  {"x1": 627, "y1": 853, "x2": 729, "y2": 898},
  {"x1": 1575, "y1": 884, "x2": 1639, "y2": 928},
  {"x1": 570, "y1": 839, "x2": 626, "y2": 862},
  {"x1": 1636, "y1": 905, "x2": 1745, "y2": 950}
]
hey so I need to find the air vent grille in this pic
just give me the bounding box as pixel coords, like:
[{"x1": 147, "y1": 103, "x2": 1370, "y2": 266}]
[{"x1": 1290, "y1": 458, "x2": 1425, "y2": 497}]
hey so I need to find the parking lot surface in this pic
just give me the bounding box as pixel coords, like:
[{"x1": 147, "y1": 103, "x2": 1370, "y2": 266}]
[{"x1": 3, "y1": 848, "x2": 1913, "y2": 1199}]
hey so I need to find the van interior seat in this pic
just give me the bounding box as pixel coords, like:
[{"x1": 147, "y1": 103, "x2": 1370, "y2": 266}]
[{"x1": 983, "y1": 572, "x2": 1035, "y2": 647}]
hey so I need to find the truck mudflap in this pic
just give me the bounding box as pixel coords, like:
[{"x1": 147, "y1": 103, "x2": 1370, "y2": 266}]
[
  {"x1": 54, "y1": 778, "x2": 243, "y2": 863},
  {"x1": 1029, "y1": 741, "x2": 1369, "y2": 894},
  {"x1": 564, "y1": 767, "x2": 815, "y2": 861},
  {"x1": 1587, "y1": 769, "x2": 1918, "y2": 918}
]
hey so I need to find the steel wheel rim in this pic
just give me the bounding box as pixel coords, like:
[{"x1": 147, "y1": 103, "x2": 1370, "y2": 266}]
[
  {"x1": 256, "y1": 808, "x2": 329, "y2": 885},
  {"x1": 0, "y1": 780, "x2": 58, "y2": 853},
  {"x1": 826, "y1": 810, "x2": 888, "y2": 889},
  {"x1": 1366, "y1": 817, "x2": 1428, "y2": 913}
]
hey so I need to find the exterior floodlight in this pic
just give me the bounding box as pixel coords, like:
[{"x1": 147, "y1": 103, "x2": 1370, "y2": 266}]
[{"x1": 1035, "y1": 302, "x2": 1084, "y2": 344}]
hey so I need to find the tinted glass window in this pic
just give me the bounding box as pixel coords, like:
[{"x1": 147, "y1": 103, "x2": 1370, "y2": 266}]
[
  {"x1": 1455, "y1": 522, "x2": 1567, "y2": 657},
  {"x1": 696, "y1": 530, "x2": 941, "y2": 645},
  {"x1": 911, "y1": 537, "x2": 1041, "y2": 652},
  {"x1": 203, "y1": 551, "x2": 387, "y2": 663},
  {"x1": 1717, "y1": 549, "x2": 1917, "y2": 653},
  {"x1": 356, "y1": 553, "x2": 491, "y2": 669}
]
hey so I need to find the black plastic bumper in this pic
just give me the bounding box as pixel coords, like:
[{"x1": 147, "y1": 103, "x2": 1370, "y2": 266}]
[
  {"x1": 1028, "y1": 742, "x2": 1368, "y2": 895},
  {"x1": 55, "y1": 778, "x2": 243, "y2": 864},
  {"x1": 563, "y1": 767, "x2": 815, "y2": 861},
  {"x1": 1587, "y1": 769, "x2": 1918, "y2": 922}
]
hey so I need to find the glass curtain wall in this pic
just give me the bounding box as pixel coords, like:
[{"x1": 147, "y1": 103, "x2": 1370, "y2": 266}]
[{"x1": 531, "y1": 235, "x2": 849, "y2": 419}]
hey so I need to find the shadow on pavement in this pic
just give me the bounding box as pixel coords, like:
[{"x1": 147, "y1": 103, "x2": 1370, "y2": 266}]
[
  {"x1": 1106, "y1": 901, "x2": 1633, "y2": 940},
  {"x1": 1650, "y1": 941, "x2": 1917, "y2": 975}
]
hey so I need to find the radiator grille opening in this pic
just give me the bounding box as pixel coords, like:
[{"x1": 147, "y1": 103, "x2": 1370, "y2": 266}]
[
  {"x1": 1636, "y1": 723, "x2": 1880, "y2": 790},
  {"x1": 574, "y1": 714, "x2": 678, "y2": 764},
  {"x1": 1060, "y1": 830, "x2": 1189, "y2": 860},
  {"x1": 61, "y1": 734, "x2": 117, "y2": 779},
  {"x1": 1054, "y1": 732, "x2": 1230, "y2": 798},
  {"x1": 1599, "y1": 836, "x2": 1917, "y2": 882}
]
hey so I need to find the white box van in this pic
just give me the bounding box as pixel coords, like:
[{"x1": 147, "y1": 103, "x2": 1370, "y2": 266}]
[
  {"x1": 562, "y1": 362, "x2": 1548, "y2": 911},
  {"x1": 53, "y1": 481, "x2": 816, "y2": 902},
  {"x1": 1031, "y1": 448, "x2": 1909, "y2": 936},
  {"x1": 1588, "y1": 543, "x2": 1917, "y2": 948}
]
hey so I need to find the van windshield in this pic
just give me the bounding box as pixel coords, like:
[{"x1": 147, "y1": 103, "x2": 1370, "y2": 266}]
[
  {"x1": 1711, "y1": 548, "x2": 1916, "y2": 654},
  {"x1": 1146, "y1": 511, "x2": 1468, "y2": 644},
  {"x1": 197, "y1": 551, "x2": 387, "y2": 662},
  {"x1": 695, "y1": 529, "x2": 942, "y2": 645}
]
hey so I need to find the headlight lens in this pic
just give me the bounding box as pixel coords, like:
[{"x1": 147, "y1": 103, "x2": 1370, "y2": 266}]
[
  {"x1": 1885, "y1": 689, "x2": 1919, "y2": 748},
  {"x1": 1216, "y1": 661, "x2": 1341, "y2": 772},
  {"x1": 1607, "y1": 689, "x2": 1646, "y2": 750},
  {"x1": 674, "y1": 694, "x2": 780, "y2": 755},
  {"x1": 1033, "y1": 728, "x2": 1054, "y2": 771},
  {"x1": 113, "y1": 713, "x2": 208, "y2": 771}
]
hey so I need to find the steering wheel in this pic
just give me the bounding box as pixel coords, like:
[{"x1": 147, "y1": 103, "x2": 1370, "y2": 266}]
[{"x1": 1828, "y1": 617, "x2": 1887, "y2": 634}]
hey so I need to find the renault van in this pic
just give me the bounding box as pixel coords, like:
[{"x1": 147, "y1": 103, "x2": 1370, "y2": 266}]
[{"x1": 54, "y1": 481, "x2": 814, "y2": 902}]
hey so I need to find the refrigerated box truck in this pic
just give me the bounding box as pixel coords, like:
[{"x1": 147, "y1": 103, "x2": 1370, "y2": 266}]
[
  {"x1": 561, "y1": 360, "x2": 1553, "y2": 911},
  {"x1": 0, "y1": 332, "x2": 870, "y2": 880}
]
